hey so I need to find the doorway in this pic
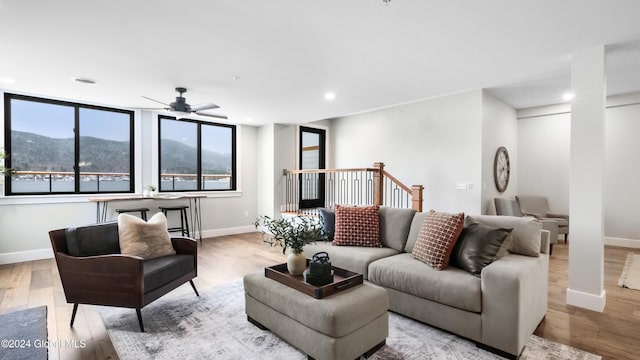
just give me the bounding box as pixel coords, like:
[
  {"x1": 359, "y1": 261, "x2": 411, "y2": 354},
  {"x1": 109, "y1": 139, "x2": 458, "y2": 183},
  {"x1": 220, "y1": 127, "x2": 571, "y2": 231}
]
[{"x1": 299, "y1": 126, "x2": 326, "y2": 209}]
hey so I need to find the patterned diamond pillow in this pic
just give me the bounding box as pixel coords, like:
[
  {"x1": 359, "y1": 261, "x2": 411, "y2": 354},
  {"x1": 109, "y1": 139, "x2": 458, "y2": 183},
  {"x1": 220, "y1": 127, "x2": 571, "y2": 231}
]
[
  {"x1": 332, "y1": 204, "x2": 382, "y2": 247},
  {"x1": 412, "y1": 210, "x2": 465, "y2": 270}
]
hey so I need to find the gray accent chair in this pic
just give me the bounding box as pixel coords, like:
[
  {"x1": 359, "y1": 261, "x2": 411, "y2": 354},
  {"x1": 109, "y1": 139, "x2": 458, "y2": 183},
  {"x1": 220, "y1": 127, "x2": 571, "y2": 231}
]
[
  {"x1": 494, "y1": 198, "x2": 559, "y2": 254},
  {"x1": 516, "y1": 195, "x2": 569, "y2": 243}
]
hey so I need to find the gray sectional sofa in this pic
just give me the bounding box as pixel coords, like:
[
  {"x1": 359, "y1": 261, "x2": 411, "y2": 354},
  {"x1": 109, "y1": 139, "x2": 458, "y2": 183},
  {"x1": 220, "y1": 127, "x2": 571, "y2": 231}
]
[{"x1": 303, "y1": 207, "x2": 549, "y2": 359}]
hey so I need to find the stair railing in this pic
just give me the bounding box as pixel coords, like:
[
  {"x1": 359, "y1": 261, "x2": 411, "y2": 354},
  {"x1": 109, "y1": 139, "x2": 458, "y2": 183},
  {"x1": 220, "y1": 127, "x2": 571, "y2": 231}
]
[{"x1": 282, "y1": 162, "x2": 423, "y2": 214}]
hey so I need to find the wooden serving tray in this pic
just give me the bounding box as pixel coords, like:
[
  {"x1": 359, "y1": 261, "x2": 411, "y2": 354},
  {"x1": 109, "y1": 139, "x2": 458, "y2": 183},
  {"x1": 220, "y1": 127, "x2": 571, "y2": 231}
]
[{"x1": 265, "y1": 259, "x2": 363, "y2": 299}]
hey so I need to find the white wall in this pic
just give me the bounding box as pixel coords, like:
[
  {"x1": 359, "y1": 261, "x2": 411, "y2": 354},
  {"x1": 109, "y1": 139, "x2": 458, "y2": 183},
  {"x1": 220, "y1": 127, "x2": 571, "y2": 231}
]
[
  {"x1": 604, "y1": 102, "x2": 640, "y2": 241},
  {"x1": 481, "y1": 91, "x2": 518, "y2": 214},
  {"x1": 517, "y1": 105, "x2": 572, "y2": 214},
  {"x1": 0, "y1": 94, "x2": 260, "y2": 263},
  {"x1": 330, "y1": 90, "x2": 484, "y2": 215},
  {"x1": 257, "y1": 124, "x2": 276, "y2": 218},
  {"x1": 517, "y1": 94, "x2": 640, "y2": 246}
]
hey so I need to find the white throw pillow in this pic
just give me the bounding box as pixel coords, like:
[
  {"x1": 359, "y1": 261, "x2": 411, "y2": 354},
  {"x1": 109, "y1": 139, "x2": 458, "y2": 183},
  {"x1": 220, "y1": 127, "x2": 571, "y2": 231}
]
[{"x1": 118, "y1": 212, "x2": 176, "y2": 259}]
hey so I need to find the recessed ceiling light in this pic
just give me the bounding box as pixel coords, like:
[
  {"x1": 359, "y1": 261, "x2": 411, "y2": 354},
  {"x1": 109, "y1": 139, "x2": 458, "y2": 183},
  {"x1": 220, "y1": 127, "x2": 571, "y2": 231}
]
[
  {"x1": 563, "y1": 92, "x2": 574, "y2": 101},
  {"x1": 245, "y1": 117, "x2": 253, "y2": 123},
  {"x1": 72, "y1": 77, "x2": 97, "y2": 85},
  {"x1": 1, "y1": 77, "x2": 15, "y2": 84},
  {"x1": 324, "y1": 92, "x2": 336, "y2": 100}
]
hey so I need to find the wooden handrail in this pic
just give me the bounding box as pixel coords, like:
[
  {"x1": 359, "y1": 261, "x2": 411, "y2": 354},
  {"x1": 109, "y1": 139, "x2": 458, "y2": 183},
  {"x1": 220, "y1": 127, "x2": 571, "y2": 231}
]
[
  {"x1": 283, "y1": 167, "x2": 377, "y2": 175},
  {"x1": 381, "y1": 169, "x2": 412, "y2": 194},
  {"x1": 282, "y1": 162, "x2": 423, "y2": 212}
]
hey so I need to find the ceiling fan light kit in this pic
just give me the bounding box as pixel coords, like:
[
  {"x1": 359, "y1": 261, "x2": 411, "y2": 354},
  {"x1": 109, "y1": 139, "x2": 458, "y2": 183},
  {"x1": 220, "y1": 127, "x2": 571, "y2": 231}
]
[{"x1": 142, "y1": 87, "x2": 227, "y2": 119}]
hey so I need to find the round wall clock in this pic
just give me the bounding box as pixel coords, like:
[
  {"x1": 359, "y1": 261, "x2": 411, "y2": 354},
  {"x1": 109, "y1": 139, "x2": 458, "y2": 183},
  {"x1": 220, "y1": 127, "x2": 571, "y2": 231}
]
[{"x1": 493, "y1": 146, "x2": 510, "y2": 193}]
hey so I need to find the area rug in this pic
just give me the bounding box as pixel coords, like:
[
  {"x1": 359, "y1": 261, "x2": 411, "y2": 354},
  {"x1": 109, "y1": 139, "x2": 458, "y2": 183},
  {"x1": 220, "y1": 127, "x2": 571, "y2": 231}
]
[
  {"x1": 618, "y1": 252, "x2": 640, "y2": 290},
  {"x1": 0, "y1": 305, "x2": 48, "y2": 360},
  {"x1": 99, "y1": 281, "x2": 600, "y2": 360}
]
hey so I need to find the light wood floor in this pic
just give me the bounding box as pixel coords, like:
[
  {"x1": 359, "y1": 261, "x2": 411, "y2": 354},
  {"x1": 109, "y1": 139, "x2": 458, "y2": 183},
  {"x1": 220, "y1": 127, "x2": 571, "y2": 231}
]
[{"x1": 1, "y1": 234, "x2": 639, "y2": 360}]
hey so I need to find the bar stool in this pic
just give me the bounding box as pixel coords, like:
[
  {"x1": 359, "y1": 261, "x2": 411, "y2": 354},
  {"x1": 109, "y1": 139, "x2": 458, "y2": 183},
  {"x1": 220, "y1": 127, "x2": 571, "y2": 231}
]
[
  {"x1": 115, "y1": 207, "x2": 149, "y2": 221},
  {"x1": 159, "y1": 205, "x2": 190, "y2": 237}
]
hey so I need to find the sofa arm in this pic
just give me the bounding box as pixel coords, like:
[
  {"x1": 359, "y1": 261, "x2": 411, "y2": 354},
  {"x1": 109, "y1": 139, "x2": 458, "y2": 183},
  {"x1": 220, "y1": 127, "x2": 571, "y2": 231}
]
[
  {"x1": 480, "y1": 254, "x2": 549, "y2": 356},
  {"x1": 539, "y1": 228, "x2": 550, "y2": 253},
  {"x1": 53, "y1": 252, "x2": 145, "y2": 307},
  {"x1": 171, "y1": 236, "x2": 198, "y2": 256}
]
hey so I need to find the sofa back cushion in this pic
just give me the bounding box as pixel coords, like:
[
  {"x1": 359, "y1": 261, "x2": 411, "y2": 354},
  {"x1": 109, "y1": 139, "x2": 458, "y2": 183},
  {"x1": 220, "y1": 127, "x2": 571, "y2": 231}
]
[
  {"x1": 405, "y1": 211, "x2": 429, "y2": 253},
  {"x1": 516, "y1": 195, "x2": 549, "y2": 218},
  {"x1": 66, "y1": 221, "x2": 121, "y2": 257},
  {"x1": 379, "y1": 206, "x2": 417, "y2": 252},
  {"x1": 467, "y1": 215, "x2": 542, "y2": 257}
]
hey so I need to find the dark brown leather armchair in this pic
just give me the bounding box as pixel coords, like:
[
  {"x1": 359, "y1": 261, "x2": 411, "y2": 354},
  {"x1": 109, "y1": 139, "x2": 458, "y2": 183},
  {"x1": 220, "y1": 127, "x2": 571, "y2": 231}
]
[{"x1": 49, "y1": 221, "x2": 199, "y2": 332}]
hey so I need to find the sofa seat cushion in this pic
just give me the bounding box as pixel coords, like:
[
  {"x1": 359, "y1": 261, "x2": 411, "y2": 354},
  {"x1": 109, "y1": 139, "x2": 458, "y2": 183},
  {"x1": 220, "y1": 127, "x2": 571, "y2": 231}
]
[
  {"x1": 544, "y1": 217, "x2": 568, "y2": 227},
  {"x1": 304, "y1": 242, "x2": 399, "y2": 280},
  {"x1": 368, "y1": 253, "x2": 481, "y2": 313},
  {"x1": 143, "y1": 254, "x2": 194, "y2": 293}
]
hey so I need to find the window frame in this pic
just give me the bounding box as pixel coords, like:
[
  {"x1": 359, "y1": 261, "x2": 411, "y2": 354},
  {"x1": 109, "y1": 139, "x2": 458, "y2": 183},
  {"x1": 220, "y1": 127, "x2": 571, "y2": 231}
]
[
  {"x1": 157, "y1": 115, "x2": 236, "y2": 192},
  {"x1": 3, "y1": 93, "x2": 135, "y2": 196}
]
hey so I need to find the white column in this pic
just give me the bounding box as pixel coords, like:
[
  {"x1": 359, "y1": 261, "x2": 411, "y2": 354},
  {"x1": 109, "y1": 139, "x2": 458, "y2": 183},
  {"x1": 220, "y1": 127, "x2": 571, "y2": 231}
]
[{"x1": 567, "y1": 46, "x2": 606, "y2": 312}]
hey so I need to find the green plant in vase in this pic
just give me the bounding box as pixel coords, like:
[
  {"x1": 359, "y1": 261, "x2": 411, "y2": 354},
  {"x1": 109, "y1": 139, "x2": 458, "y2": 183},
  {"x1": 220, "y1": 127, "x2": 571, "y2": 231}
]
[
  {"x1": 255, "y1": 215, "x2": 328, "y2": 275},
  {"x1": 0, "y1": 149, "x2": 14, "y2": 176}
]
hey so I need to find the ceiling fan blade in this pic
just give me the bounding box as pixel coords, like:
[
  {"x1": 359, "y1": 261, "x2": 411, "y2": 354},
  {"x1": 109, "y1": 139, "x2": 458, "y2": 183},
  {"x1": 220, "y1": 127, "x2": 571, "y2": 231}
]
[
  {"x1": 141, "y1": 95, "x2": 171, "y2": 107},
  {"x1": 191, "y1": 102, "x2": 220, "y2": 112},
  {"x1": 194, "y1": 111, "x2": 228, "y2": 120}
]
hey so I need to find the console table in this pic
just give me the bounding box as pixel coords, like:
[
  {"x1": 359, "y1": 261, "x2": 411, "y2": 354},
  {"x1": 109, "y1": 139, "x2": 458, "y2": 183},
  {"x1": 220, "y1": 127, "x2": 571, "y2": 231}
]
[{"x1": 88, "y1": 194, "x2": 205, "y2": 243}]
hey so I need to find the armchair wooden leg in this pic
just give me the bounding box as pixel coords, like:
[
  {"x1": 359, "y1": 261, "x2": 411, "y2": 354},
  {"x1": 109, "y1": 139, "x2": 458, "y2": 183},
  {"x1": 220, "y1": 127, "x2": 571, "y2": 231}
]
[
  {"x1": 564, "y1": 234, "x2": 568, "y2": 243},
  {"x1": 549, "y1": 244, "x2": 553, "y2": 255},
  {"x1": 70, "y1": 303, "x2": 79, "y2": 327},
  {"x1": 136, "y1": 309, "x2": 145, "y2": 332},
  {"x1": 190, "y1": 280, "x2": 200, "y2": 297}
]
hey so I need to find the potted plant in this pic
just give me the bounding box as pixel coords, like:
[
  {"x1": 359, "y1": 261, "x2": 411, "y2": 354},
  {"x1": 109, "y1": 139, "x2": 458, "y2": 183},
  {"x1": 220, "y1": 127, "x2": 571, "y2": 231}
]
[
  {"x1": 143, "y1": 185, "x2": 157, "y2": 197},
  {"x1": 0, "y1": 149, "x2": 15, "y2": 192},
  {"x1": 255, "y1": 215, "x2": 328, "y2": 275},
  {"x1": 0, "y1": 149, "x2": 13, "y2": 175}
]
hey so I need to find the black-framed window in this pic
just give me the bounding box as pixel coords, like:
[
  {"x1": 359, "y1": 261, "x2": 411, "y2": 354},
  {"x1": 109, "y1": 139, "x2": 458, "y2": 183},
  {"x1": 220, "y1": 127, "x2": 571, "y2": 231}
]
[
  {"x1": 3, "y1": 93, "x2": 134, "y2": 195},
  {"x1": 158, "y1": 115, "x2": 236, "y2": 192}
]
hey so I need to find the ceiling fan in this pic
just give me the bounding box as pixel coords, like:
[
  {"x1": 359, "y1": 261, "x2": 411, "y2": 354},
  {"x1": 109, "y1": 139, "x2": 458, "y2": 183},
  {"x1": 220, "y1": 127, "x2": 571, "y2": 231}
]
[{"x1": 142, "y1": 87, "x2": 228, "y2": 119}]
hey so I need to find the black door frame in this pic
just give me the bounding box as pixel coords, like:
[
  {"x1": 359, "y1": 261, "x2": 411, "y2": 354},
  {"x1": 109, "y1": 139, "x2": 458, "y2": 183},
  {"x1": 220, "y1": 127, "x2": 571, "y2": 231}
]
[{"x1": 299, "y1": 126, "x2": 326, "y2": 209}]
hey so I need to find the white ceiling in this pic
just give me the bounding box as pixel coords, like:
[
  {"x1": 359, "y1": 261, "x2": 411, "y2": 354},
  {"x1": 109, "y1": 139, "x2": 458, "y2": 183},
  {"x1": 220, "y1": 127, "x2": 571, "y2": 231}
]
[{"x1": 2, "y1": 1, "x2": 640, "y2": 125}]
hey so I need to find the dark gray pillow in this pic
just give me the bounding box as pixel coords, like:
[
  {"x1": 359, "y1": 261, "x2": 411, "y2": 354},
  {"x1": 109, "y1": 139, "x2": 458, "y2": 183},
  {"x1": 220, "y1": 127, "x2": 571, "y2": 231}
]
[
  {"x1": 449, "y1": 223, "x2": 512, "y2": 276},
  {"x1": 318, "y1": 208, "x2": 335, "y2": 241},
  {"x1": 66, "y1": 221, "x2": 121, "y2": 256}
]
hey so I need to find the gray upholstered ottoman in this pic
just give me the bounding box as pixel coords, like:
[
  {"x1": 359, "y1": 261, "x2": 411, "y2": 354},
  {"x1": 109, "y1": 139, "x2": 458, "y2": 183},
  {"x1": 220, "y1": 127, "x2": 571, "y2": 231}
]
[{"x1": 243, "y1": 272, "x2": 389, "y2": 360}]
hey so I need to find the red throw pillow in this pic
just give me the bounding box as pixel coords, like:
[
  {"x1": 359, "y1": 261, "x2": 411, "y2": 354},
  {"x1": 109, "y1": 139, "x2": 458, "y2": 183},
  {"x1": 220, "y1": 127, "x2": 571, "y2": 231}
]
[
  {"x1": 412, "y1": 210, "x2": 465, "y2": 270},
  {"x1": 332, "y1": 204, "x2": 381, "y2": 247}
]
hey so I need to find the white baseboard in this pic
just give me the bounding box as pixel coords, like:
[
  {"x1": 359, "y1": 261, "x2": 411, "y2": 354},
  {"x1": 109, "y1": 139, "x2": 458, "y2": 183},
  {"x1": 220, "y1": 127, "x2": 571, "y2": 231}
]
[
  {"x1": 566, "y1": 288, "x2": 606, "y2": 312},
  {"x1": 0, "y1": 226, "x2": 256, "y2": 265},
  {"x1": 604, "y1": 236, "x2": 640, "y2": 249},
  {"x1": 0, "y1": 248, "x2": 54, "y2": 265},
  {"x1": 199, "y1": 225, "x2": 256, "y2": 239}
]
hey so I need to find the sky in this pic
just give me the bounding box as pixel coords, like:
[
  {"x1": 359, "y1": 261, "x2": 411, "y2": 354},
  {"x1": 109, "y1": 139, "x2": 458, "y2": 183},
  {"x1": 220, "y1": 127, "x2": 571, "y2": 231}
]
[
  {"x1": 10, "y1": 99, "x2": 130, "y2": 141},
  {"x1": 10, "y1": 98, "x2": 233, "y2": 153}
]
